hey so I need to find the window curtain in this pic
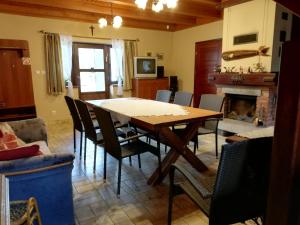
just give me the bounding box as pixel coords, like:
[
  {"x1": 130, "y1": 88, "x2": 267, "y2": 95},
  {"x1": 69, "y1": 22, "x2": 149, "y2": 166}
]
[
  {"x1": 44, "y1": 33, "x2": 64, "y2": 95},
  {"x1": 60, "y1": 34, "x2": 73, "y2": 97},
  {"x1": 111, "y1": 39, "x2": 124, "y2": 96},
  {"x1": 124, "y1": 40, "x2": 138, "y2": 90},
  {"x1": 60, "y1": 35, "x2": 73, "y2": 81}
]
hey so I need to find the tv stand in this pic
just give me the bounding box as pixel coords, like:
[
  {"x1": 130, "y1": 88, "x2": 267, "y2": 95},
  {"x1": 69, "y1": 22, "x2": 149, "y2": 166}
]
[{"x1": 132, "y1": 77, "x2": 169, "y2": 100}]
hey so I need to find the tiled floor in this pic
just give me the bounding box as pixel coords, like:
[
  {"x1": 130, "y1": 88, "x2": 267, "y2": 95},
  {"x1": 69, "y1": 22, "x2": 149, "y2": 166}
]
[{"x1": 47, "y1": 120, "x2": 255, "y2": 225}]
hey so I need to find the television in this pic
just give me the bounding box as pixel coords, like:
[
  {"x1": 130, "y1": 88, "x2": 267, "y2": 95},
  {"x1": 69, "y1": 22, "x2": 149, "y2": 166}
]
[{"x1": 134, "y1": 57, "x2": 157, "y2": 78}]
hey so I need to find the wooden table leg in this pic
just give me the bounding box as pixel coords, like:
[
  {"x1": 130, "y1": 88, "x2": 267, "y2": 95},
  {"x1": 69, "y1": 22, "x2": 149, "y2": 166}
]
[{"x1": 147, "y1": 122, "x2": 208, "y2": 185}]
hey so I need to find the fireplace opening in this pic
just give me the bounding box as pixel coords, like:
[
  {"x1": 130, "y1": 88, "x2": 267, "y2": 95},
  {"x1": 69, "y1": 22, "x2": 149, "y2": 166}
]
[{"x1": 225, "y1": 94, "x2": 257, "y2": 123}]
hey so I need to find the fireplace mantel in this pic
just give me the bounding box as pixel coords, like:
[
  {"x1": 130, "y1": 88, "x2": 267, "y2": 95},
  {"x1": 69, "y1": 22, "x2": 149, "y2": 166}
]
[{"x1": 208, "y1": 73, "x2": 277, "y2": 87}]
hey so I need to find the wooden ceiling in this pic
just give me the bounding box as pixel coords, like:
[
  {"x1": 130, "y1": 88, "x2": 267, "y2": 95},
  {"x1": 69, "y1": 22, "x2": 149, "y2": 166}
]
[{"x1": 0, "y1": 0, "x2": 222, "y2": 31}]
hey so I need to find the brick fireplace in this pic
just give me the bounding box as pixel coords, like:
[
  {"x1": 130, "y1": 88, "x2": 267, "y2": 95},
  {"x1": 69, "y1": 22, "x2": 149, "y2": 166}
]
[{"x1": 209, "y1": 73, "x2": 277, "y2": 126}]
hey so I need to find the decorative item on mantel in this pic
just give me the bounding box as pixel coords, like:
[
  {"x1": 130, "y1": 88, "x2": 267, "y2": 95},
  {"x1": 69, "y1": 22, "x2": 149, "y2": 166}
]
[
  {"x1": 253, "y1": 62, "x2": 266, "y2": 72},
  {"x1": 222, "y1": 46, "x2": 270, "y2": 61},
  {"x1": 213, "y1": 64, "x2": 222, "y2": 73},
  {"x1": 223, "y1": 66, "x2": 236, "y2": 73}
]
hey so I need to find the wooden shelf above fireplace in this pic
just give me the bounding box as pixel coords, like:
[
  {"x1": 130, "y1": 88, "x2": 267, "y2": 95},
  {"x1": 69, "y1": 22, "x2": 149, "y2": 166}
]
[{"x1": 208, "y1": 72, "x2": 277, "y2": 87}]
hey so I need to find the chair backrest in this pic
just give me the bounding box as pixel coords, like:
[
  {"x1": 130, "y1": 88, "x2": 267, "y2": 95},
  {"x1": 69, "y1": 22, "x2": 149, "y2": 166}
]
[
  {"x1": 199, "y1": 94, "x2": 224, "y2": 112},
  {"x1": 199, "y1": 94, "x2": 224, "y2": 130},
  {"x1": 93, "y1": 106, "x2": 122, "y2": 159},
  {"x1": 209, "y1": 137, "x2": 273, "y2": 225},
  {"x1": 74, "y1": 100, "x2": 97, "y2": 141},
  {"x1": 156, "y1": 90, "x2": 172, "y2": 103},
  {"x1": 64, "y1": 96, "x2": 83, "y2": 131},
  {"x1": 173, "y1": 91, "x2": 193, "y2": 106}
]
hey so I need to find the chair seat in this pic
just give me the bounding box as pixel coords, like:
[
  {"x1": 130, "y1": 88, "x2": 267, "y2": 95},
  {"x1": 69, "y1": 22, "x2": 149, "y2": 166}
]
[
  {"x1": 10, "y1": 201, "x2": 28, "y2": 224},
  {"x1": 10, "y1": 197, "x2": 42, "y2": 225},
  {"x1": 134, "y1": 127, "x2": 149, "y2": 135},
  {"x1": 198, "y1": 127, "x2": 214, "y2": 135},
  {"x1": 120, "y1": 139, "x2": 159, "y2": 158},
  {"x1": 179, "y1": 180, "x2": 212, "y2": 215},
  {"x1": 95, "y1": 125, "x2": 126, "y2": 144}
]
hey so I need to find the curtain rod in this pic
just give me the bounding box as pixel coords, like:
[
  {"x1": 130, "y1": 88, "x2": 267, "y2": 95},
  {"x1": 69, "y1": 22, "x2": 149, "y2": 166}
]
[{"x1": 38, "y1": 30, "x2": 139, "y2": 42}]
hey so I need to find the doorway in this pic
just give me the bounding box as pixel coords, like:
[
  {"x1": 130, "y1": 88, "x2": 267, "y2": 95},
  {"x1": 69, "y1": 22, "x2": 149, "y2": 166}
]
[
  {"x1": 72, "y1": 43, "x2": 117, "y2": 100},
  {"x1": 193, "y1": 39, "x2": 222, "y2": 107}
]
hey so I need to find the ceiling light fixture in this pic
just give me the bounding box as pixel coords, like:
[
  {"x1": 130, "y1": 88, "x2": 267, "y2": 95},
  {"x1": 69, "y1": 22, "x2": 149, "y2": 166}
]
[
  {"x1": 135, "y1": 0, "x2": 178, "y2": 12},
  {"x1": 98, "y1": 3, "x2": 122, "y2": 29},
  {"x1": 98, "y1": 18, "x2": 108, "y2": 28},
  {"x1": 135, "y1": 0, "x2": 147, "y2": 9},
  {"x1": 113, "y1": 16, "x2": 123, "y2": 29},
  {"x1": 152, "y1": 0, "x2": 163, "y2": 12}
]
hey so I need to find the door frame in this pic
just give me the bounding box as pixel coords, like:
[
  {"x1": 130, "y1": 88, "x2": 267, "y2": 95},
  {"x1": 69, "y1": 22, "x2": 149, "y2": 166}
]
[
  {"x1": 193, "y1": 38, "x2": 222, "y2": 107},
  {"x1": 72, "y1": 42, "x2": 112, "y2": 100}
]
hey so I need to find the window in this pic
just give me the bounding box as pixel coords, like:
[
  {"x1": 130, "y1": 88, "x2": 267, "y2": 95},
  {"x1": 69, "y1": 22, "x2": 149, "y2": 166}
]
[
  {"x1": 78, "y1": 48, "x2": 105, "y2": 92},
  {"x1": 72, "y1": 43, "x2": 119, "y2": 100}
]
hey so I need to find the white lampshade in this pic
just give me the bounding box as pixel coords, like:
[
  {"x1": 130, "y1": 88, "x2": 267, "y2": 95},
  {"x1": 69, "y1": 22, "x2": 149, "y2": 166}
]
[
  {"x1": 98, "y1": 18, "x2": 108, "y2": 28},
  {"x1": 152, "y1": 1, "x2": 163, "y2": 12},
  {"x1": 113, "y1": 16, "x2": 123, "y2": 28},
  {"x1": 135, "y1": 0, "x2": 147, "y2": 9}
]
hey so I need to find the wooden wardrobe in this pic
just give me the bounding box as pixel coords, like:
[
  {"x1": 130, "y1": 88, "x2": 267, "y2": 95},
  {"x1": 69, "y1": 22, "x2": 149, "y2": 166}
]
[{"x1": 0, "y1": 39, "x2": 36, "y2": 121}]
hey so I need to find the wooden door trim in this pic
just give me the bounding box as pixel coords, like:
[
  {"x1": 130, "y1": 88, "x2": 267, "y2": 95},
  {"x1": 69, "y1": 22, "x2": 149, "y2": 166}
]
[
  {"x1": 72, "y1": 42, "x2": 112, "y2": 100},
  {"x1": 265, "y1": 41, "x2": 300, "y2": 225},
  {"x1": 193, "y1": 38, "x2": 222, "y2": 107}
]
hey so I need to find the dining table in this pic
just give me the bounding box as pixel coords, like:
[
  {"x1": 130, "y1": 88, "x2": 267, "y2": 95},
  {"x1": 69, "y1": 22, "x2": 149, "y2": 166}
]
[{"x1": 87, "y1": 98, "x2": 223, "y2": 185}]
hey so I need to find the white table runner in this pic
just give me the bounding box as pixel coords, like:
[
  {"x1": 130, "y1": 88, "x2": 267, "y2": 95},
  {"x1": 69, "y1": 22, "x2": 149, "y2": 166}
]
[{"x1": 101, "y1": 99, "x2": 188, "y2": 117}]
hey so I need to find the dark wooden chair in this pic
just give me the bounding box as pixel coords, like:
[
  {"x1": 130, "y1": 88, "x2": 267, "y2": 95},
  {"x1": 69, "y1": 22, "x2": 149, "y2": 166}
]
[
  {"x1": 159, "y1": 91, "x2": 193, "y2": 152},
  {"x1": 93, "y1": 106, "x2": 162, "y2": 196},
  {"x1": 193, "y1": 94, "x2": 224, "y2": 157},
  {"x1": 64, "y1": 96, "x2": 85, "y2": 155},
  {"x1": 74, "y1": 99, "x2": 104, "y2": 171},
  {"x1": 168, "y1": 137, "x2": 273, "y2": 225}
]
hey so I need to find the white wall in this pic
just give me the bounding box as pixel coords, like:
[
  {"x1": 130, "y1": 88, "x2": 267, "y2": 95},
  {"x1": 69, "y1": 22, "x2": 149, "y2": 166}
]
[
  {"x1": 0, "y1": 13, "x2": 173, "y2": 123},
  {"x1": 222, "y1": 0, "x2": 277, "y2": 72},
  {"x1": 170, "y1": 21, "x2": 223, "y2": 93}
]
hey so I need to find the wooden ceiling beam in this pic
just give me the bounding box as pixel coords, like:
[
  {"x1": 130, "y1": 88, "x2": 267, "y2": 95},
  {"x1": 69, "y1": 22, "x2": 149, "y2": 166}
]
[
  {"x1": 111, "y1": 7, "x2": 196, "y2": 25},
  {"x1": 7, "y1": 0, "x2": 220, "y2": 19},
  {"x1": 0, "y1": 2, "x2": 176, "y2": 31},
  {"x1": 0, "y1": 0, "x2": 222, "y2": 31},
  {"x1": 3, "y1": 0, "x2": 197, "y2": 25},
  {"x1": 95, "y1": 0, "x2": 221, "y2": 17},
  {"x1": 219, "y1": 0, "x2": 253, "y2": 8},
  {"x1": 180, "y1": 0, "x2": 221, "y2": 6},
  {"x1": 172, "y1": 1, "x2": 221, "y2": 18}
]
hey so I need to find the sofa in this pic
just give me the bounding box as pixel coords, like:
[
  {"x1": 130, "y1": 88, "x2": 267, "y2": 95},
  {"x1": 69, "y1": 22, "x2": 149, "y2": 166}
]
[{"x1": 0, "y1": 118, "x2": 75, "y2": 225}]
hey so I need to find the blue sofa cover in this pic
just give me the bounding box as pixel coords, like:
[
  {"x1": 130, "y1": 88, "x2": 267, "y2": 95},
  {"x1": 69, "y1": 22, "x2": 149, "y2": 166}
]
[{"x1": 0, "y1": 118, "x2": 75, "y2": 225}]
